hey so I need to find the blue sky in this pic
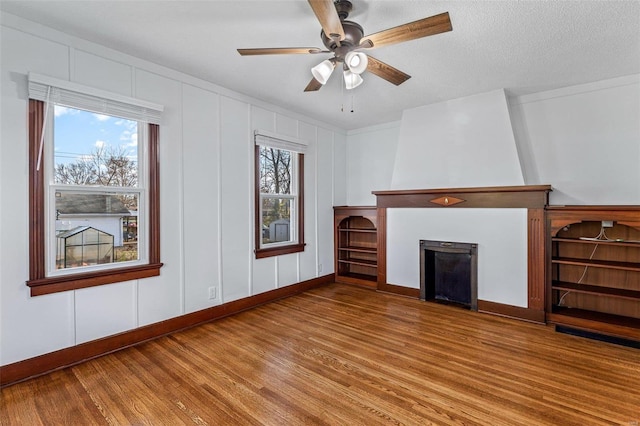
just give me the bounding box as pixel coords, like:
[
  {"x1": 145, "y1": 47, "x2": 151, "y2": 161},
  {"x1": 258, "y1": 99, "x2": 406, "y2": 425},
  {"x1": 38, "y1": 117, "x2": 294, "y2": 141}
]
[{"x1": 53, "y1": 106, "x2": 138, "y2": 166}]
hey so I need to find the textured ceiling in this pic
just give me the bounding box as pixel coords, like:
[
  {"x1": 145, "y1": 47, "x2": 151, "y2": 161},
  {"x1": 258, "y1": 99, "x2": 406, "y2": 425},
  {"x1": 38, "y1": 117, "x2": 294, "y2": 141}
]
[{"x1": 1, "y1": 0, "x2": 639, "y2": 130}]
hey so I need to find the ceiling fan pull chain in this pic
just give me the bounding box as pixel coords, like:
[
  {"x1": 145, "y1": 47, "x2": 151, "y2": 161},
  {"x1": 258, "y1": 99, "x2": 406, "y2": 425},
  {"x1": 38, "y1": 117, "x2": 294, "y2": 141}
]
[{"x1": 340, "y1": 71, "x2": 345, "y2": 112}]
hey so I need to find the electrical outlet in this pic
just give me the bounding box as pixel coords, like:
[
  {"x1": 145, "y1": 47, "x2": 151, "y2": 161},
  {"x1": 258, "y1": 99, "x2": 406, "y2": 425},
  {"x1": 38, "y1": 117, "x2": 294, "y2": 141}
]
[
  {"x1": 602, "y1": 220, "x2": 614, "y2": 228},
  {"x1": 318, "y1": 263, "x2": 323, "y2": 273},
  {"x1": 208, "y1": 286, "x2": 217, "y2": 300}
]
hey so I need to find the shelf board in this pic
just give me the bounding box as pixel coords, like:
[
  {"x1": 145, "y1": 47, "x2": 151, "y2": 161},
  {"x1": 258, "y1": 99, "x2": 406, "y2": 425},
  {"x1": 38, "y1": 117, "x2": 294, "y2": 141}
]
[
  {"x1": 335, "y1": 272, "x2": 377, "y2": 286},
  {"x1": 553, "y1": 237, "x2": 640, "y2": 248},
  {"x1": 548, "y1": 307, "x2": 640, "y2": 339},
  {"x1": 552, "y1": 257, "x2": 640, "y2": 272},
  {"x1": 338, "y1": 258, "x2": 377, "y2": 268},
  {"x1": 338, "y1": 246, "x2": 377, "y2": 254},
  {"x1": 339, "y1": 228, "x2": 377, "y2": 233},
  {"x1": 552, "y1": 281, "x2": 640, "y2": 301}
]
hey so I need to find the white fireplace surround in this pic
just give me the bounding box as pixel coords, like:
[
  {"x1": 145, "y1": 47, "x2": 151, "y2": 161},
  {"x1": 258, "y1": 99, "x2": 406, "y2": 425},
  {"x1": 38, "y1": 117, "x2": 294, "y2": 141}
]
[{"x1": 388, "y1": 208, "x2": 528, "y2": 307}]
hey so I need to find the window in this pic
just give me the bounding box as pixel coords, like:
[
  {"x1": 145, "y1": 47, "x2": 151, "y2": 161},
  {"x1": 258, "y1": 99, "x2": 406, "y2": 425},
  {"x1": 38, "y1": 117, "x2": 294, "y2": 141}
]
[
  {"x1": 27, "y1": 73, "x2": 163, "y2": 296},
  {"x1": 254, "y1": 131, "x2": 306, "y2": 258}
]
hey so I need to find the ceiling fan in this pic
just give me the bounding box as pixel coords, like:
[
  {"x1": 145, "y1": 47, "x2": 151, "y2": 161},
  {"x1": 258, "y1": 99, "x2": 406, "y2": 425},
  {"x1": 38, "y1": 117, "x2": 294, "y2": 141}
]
[{"x1": 237, "y1": 0, "x2": 452, "y2": 92}]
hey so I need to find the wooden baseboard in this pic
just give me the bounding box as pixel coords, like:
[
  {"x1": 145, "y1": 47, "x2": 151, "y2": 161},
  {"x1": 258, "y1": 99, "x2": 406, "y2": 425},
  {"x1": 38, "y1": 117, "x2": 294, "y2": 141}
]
[
  {"x1": 478, "y1": 300, "x2": 545, "y2": 324},
  {"x1": 0, "y1": 274, "x2": 335, "y2": 388},
  {"x1": 377, "y1": 282, "x2": 420, "y2": 298}
]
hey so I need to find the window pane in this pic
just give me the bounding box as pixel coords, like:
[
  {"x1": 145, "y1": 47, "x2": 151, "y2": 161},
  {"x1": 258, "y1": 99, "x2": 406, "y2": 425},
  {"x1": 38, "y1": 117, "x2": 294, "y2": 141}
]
[
  {"x1": 54, "y1": 106, "x2": 138, "y2": 187},
  {"x1": 259, "y1": 146, "x2": 292, "y2": 195},
  {"x1": 261, "y1": 197, "x2": 292, "y2": 244},
  {"x1": 55, "y1": 191, "x2": 138, "y2": 270}
]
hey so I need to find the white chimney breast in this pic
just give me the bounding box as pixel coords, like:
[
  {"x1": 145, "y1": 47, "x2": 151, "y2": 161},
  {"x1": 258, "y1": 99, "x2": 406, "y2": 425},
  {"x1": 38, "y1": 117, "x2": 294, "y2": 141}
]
[{"x1": 390, "y1": 89, "x2": 524, "y2": 189}]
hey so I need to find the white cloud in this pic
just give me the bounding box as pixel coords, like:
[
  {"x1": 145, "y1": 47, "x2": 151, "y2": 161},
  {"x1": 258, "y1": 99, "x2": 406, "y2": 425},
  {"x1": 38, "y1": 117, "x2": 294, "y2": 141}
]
[
  {"x1": 120, "y1": 121, "x2": 138, "y2": 147},
  {"x1": 92, "y1": 113, "x2": 110, "y2": 122},
  {"x1": 95, "y1": 140, "x2": 106, "y2": 148},
  {"x1": 54, "y1": 106, "x2": 79, "y2": 117}
]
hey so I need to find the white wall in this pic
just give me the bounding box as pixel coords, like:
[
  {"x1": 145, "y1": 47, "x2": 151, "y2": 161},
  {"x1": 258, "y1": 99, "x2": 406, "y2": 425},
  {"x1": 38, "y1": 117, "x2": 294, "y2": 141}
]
[
  {"x1": 509, "y1": 75, "x2": 640, "y2": 205},
  {"x1": 345, "y1": 122, "x2": 400, "y2": 206},
  {"x1": 0, "y1": 14, "x2": 345, "y2": 365}
]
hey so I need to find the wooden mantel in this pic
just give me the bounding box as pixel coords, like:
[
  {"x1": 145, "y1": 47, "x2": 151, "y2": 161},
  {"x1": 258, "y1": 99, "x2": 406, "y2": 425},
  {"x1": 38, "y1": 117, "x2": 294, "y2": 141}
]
[
  {"x1": 373, "y1": 185, "x2": 552, "y2": 323},
  {"x1": 373, "y1": 185, "x2": 551, "y2": 209}
]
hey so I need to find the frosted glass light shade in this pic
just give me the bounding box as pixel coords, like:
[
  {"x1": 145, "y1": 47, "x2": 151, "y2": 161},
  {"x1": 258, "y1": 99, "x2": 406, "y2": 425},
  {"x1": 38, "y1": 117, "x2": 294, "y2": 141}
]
[
  {"x1": 311, "y1": 60, "x2": 335, "y2": 85},
  {"x1": 344, "y1": 70, "x2": 363, "y2": 90},
  {"x1": 345, "y1": 52, "x2": 368, "y2": 74}
]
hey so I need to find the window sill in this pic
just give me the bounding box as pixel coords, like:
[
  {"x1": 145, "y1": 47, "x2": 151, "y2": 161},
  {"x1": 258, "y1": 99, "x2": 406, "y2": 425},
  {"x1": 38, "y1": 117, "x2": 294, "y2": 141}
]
[
  {"x1": 255, "y1": 243, "x2": 305, "y2": 259},
  {"x1": 26, "y1": 263, "x2": 163, "y2": 296}
]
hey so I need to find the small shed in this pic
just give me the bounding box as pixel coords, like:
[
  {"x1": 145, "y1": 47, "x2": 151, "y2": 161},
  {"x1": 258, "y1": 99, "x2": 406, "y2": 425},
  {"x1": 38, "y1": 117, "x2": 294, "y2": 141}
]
[
  {"x1": 268, "y1": 219, "x2": 290, "y2": 243},
  {"x1": 56, "y1": 226, "x2": 114, "y2": 269}
]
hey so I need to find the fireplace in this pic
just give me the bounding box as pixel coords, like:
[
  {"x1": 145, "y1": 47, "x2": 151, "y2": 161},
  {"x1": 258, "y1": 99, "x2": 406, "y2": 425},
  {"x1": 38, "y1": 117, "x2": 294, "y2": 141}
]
[{"x1": 420, "y1": 240, "x2": 478, "y2": 310}]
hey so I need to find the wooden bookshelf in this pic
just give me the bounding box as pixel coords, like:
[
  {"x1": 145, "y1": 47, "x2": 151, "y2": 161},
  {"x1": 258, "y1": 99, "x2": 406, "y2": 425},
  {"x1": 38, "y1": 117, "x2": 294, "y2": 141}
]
[
  {"x1": 334, "y1": 207, "x2": 378, "y2": 288},
  {"x1": 547, "y1": 206, "x2": 640, "y2": 341}
]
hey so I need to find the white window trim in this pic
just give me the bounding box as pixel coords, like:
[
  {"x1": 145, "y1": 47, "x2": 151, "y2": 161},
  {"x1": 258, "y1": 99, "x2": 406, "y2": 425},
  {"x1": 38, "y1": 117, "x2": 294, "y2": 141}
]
[
  {"x1": 28, "y1": 72, "x2": 163, "y2": 124},
  {"x1": 44, "y1": 109, "x2": 150, "y2": 277}
]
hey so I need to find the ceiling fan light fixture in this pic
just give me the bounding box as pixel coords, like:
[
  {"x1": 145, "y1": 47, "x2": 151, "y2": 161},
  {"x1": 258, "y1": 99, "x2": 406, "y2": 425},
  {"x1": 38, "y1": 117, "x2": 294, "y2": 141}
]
[
  {"x1": 345, "y1": 51, "x2": 368, "y2": 74},
  {"x1": 311, "y1": 59, "x2": 335, "y2": 85},
  {"x1": 343, "y1": 70, "x2": 363, "y2": 90}
]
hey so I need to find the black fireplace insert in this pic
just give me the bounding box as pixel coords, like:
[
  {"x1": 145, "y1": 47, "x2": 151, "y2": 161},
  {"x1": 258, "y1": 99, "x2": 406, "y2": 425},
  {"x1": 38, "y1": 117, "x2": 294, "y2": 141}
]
[{"x1": 420, "y1": 240, "x2": 478, "y2": 310}]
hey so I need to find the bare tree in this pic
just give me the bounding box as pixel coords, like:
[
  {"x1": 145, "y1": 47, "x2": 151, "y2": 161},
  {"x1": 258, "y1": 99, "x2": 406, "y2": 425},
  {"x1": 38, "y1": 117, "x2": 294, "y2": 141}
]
[
  {"x1": 55, "y1": 146, "x2": 138, "y2": 209},
  {"x1": 259, "y1": 147, "x2": 291, "y2": 194},
  {"x1": 54, "y1": 159, "x2": 95, "y2": 185},
  {"x1": 259, "y1": 146, "x2": 292, "y2": 227}
]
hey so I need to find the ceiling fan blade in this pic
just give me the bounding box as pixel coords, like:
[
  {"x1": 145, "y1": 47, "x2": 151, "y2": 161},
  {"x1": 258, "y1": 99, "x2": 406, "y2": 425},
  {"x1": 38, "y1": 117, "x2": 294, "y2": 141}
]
[
  {"x1": 366, "y1": 56, "x2": 411, "y2": 86},
  {"x1": 308, "y1": 0, "x2": 345, "y2": 43},
  {"x1": 362, "y1": 12, "x2": 452, "y2": 49},
  {"x1": 238, "y1": 47, "x2": 326, "y2": 56},
  {"x1": 304, "y1": 77, "x2": 323, "y2": 92}
]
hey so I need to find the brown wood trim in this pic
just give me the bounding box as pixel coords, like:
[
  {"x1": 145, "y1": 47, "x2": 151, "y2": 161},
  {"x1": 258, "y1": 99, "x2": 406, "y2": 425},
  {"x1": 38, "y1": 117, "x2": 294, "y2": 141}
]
[
  {"x1": 334, "y1": 205, "x2": 378, "y2": 212},
  {"x1": 376, "y1": 207, "x2": 387, "y2": 291},
  {"x1": 377, "y1": 282, "x2": 420, "y2": 298},
  {"x1": 148, "y1": 124, "x2": 161, "y2": 264},
  {"x1": 28, "y1": 100, "x2": 45, "y2": 281},
  {"x1": 254, "y1": 145, "x2": 261, "y2": 256},
  {"x1": 374, "y1": 185, "x2": 551, "y2": 209},
  {"x1": 27, "y1": 109, "x2": 163, "y2": 296},
  {"x1": 373, "y1": 185, "x2": 553, "y2": 196},
  {"x1": 254, "y1": 149, "x2": 305, "y2": 259},
  {"x1": 1, "y1": 273, "x2": 335, "y2": 388},
  {"x1": 255, "y1": 243, "x2": 305, "y2": 259},
  {"x1": 27, "y1": 263, "x2": 164, "y2": 296},
  {"x1": 527, "y1": 208, "x2": 546, "y2": 311},
  {"x1": 335, "y1": 275, "x2": 377, "y2": 288},
  {"x1": 547, "y1": 205, "x2": 640, "y2": 236},
  {"x1": 546, "y1": 312, "x2": 640, "y2": 341},
  {"x1": 478, "y1": 300, "x2": 546, "y2": 324},
  {"x1": 298, "y1": 154, "x2": 305, "y2": 251}
]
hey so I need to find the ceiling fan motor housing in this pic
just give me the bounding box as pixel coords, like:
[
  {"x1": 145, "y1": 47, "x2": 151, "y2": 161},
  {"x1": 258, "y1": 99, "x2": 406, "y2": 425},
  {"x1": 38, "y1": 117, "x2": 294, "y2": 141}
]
[{"x1": 321, "y1": 20, "x2": 364, "y2": 61}]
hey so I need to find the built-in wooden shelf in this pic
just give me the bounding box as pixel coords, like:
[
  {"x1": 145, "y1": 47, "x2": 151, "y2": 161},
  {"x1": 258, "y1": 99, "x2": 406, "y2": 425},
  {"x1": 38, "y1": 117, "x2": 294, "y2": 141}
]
[
  {"x1": 552, "y1": 257, "x2": 640, "y2": 272},
  {"x1": 338, "y1": 258, "x2": 377, "y2": 268},
  {"x1": 552, "y1": 281, "x2": 640, "y2": 301},
  {"x1": 548, "y1": 308, "x2": 640, "y2": 340},
  {"x1": 339, "y1": 228, "x2": 377, "y2": 234},
  {"x1": 552, "y1": 237, "x2": 640, "y2": 248},
  {"x1": 548, "y1": 206, "x2": 640, "y2": 342},
  {"x1": 338, "y1": 246, "x2": 377, "y2": 254},
  {"x1": 334, "y1": 206, "x2": 378, "y2": 288}
]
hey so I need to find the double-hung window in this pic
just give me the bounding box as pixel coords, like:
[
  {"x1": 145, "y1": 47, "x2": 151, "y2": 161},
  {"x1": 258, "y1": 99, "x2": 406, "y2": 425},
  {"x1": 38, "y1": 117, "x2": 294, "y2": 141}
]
[
  {"x1": 254, "y1": 130, "x2": 306, "y2": 258},
  {"x1": 27, "y1": 73, "x2": 163, "y2": 296}
]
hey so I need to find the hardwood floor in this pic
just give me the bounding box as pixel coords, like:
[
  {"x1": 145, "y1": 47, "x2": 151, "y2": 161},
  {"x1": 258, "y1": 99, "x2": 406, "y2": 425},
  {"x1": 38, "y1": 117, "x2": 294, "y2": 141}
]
[{"x1": 2, "y1": 283, "x2": 639, "y2": 425}]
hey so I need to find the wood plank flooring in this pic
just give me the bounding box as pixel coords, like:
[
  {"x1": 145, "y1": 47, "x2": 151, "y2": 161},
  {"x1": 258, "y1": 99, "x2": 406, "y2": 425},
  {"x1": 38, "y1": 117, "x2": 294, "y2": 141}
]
[{"x1": 2, "y1": 283, "x2": 639, "y2": 425}]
